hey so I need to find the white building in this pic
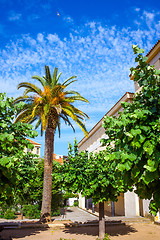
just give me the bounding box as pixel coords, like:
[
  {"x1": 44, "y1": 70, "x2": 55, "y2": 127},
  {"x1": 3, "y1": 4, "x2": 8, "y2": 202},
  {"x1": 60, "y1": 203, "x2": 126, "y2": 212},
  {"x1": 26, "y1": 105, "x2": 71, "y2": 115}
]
[
  {"x1": 24, "y1": 139, "x2": 41, "y2": 157},
  {"x1": 78, "y1": 40, "x2": 160, "y2": 218}
]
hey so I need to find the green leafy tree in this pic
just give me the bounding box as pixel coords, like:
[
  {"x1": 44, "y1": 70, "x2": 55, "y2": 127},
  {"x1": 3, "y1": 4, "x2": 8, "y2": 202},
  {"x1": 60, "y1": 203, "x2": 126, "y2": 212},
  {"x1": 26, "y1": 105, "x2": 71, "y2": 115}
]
[
  {"x1": 16, "y1": 159, "x2": 63, "y2": 219},
  {"x1": 63, "y1": 139, "x2": 125, "y2": 239},
  {"x1": 0, "y1": 93, "x2": 37, "y2": 205},
  {"x1": 13, "y1": 152, "x2": 40, "y2": 218},
  {"x1": 102, "y1": 45, "x2": 160, "y2": 216},
  {"x1": 13, "y1": 66, "x2": 89, "y2": 222}
]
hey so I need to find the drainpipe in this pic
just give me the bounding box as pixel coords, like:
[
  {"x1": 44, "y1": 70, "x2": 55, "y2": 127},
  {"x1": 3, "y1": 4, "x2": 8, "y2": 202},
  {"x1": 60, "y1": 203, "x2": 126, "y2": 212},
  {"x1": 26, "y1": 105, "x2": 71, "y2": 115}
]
[
  {"x1": 111, "y1": 201, "x2": 115, "y2": 216},
  {"x1": 92, "y1": 203, "x2": 95, "y2": 213},
  {"x1": 86, "y1": 199, "x2": 89, "y2": 210}
]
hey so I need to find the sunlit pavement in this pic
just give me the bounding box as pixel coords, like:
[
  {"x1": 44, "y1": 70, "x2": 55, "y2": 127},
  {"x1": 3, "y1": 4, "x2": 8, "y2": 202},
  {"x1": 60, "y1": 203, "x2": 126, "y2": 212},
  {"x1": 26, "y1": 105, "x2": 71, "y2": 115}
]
[{"x1": 53, "y1": 206, "x2": 98, "y2": 223}]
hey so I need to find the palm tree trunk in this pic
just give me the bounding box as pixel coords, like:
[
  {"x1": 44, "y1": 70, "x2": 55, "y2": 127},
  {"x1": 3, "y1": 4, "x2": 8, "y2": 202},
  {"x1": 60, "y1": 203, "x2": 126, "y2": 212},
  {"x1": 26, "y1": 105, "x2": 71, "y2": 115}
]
[
  {"x1": 99, "y1": 201, "x2": 105, "y2": 239},
  {"x1": 41, "y1": 127, "x2": 54, "y2": 222}
]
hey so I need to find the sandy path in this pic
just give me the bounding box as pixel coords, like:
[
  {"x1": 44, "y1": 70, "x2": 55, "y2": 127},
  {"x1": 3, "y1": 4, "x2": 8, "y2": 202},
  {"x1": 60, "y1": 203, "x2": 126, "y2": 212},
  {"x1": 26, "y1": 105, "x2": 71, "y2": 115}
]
[{"x1": 0, "y1": 223, "x2": 160, "y2": 240}]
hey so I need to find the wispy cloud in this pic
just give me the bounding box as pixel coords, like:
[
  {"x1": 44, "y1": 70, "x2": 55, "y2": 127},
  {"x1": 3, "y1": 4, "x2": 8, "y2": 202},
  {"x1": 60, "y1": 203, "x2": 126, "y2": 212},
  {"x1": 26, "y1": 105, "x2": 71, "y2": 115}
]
[
  {"x1": 134, "y1": 8, "x2": 140, "y2": 12},
  {"x1": 27, "y1": 14, "x2": 40, "y2": 22},
  {"x1": 1, "y1": 17, "x2": 159, "y2": 108},
  {"x1": 143, "y1": 10, "x2": 155, "y2": 21},
  {"x1": 1, "y1": 10, "x2": 160, "y2": 154},
  {"x1": 63, "y1": 16, "x2": 74, "y2": 24},
  {"x1": 8, "y1": 11, "x2": 22, "y2": 21}
]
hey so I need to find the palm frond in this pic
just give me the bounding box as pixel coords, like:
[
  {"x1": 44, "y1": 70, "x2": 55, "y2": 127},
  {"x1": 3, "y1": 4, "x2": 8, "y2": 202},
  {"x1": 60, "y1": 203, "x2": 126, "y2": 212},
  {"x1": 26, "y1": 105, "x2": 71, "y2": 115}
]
[
  {"x1": 56, "y1": 72, "x2": 62, "y2": 83},
  {"x1": 57, "y1": 119, "x2": 61, "y2": 138},
  {"x1": 45, "y1": 65, "x2": 52, "y2": 86},
  {"x1": 64, "y1": 79, "x2": 77, "y2": 88},
  {"x1": 32, "y1": 75, "x2": 46, "y2": 87},
  {"x1": 30, "y1": 116, "x2": 39, "y2": 125},
  {"x1": 66, "y1": 104, "x2": 89, "y2": 119},
  {"x1": 75, "y1": 118, "x2": 88, "y2": 137},
  {"x1": 32, "y1": 104, "x2": 39, "y2": 119},
  {"x1": 13, "y1": 95, "x2": 34, "y2": 104},
  {"x1": 15, "y1": 65, "x2": 89, "y2": 137},
  {"x1": 62, "y1": 76, "x2": 77, "y2": 86},
  {"x1": 61, "y1": 106, "x2": 76, "y2": 120},
  {"x1": 65, "y1": 90, "x2": 81, "y2": 96},
  {"x1": 60, "y1": 113, "x2": 75, "y2": 132},
  {"x1": 65, "y1": 96, "x2": 89, "y2": 103},
  {"x1": 52, "y1": 67, "x2": 58, "y2": 86},
  {"x1": 35, "y1": 118, "x2": 41, "y2": 128},
  {"x1": 15, "y1": 110, "x2": 33, "y2": 123},
  {"x1": 17, "y1": 82, "x2": 42, "y2": 96}
]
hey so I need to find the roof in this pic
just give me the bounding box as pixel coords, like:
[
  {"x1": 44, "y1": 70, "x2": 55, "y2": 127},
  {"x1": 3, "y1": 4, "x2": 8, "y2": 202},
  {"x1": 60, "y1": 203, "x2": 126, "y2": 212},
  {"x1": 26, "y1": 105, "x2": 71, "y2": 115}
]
[
  {"x1": 130, "y1": 39, "x2": 160, "y2": 80},
  {"x1": 146, "y1": 39, "x2": 160, "y2": 57},
  {"x1": 78, "y1": 40, "x2": 160, "y2": 148},
  {"x1": 27, "y1": 139, "x2": 41, "y2": 146},
  {"x1": 78, "y1": 92, "x2": 134, "y2": 147}
]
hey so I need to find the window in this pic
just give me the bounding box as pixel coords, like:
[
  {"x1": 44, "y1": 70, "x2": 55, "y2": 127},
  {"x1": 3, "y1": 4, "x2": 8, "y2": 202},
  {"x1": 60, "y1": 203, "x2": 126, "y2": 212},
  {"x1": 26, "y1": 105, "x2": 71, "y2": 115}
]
[
  {"x1": 27, "y1": 148, "x2": 31, "y2": 153},
  {"x1": 36, "y1": 148, "x2": 39, "y2": 155}
]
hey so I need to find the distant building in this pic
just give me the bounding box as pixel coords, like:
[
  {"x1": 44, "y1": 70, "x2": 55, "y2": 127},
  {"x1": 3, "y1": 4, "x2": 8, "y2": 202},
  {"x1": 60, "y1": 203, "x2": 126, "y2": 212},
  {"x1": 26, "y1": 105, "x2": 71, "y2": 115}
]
[
  {"x1": 78, "y1": 40, "x2": 160, "y2": 218},
  {"x1": 24, "y1": 139, "x2": 41, "y2": 157},
  {"x1": 53, "y1": 154, "x2": 68, "y2": 165}
]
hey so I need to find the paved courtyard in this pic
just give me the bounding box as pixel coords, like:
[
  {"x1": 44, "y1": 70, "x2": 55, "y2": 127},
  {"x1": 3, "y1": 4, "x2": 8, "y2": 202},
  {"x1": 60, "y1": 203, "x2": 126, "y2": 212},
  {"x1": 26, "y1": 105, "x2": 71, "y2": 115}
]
[
  {"x1": 0, "y1": 207, "x2": 160, "y2": 240},
  {"x1": 54, "y1": 206, "x2": 98, "y2": 223}
]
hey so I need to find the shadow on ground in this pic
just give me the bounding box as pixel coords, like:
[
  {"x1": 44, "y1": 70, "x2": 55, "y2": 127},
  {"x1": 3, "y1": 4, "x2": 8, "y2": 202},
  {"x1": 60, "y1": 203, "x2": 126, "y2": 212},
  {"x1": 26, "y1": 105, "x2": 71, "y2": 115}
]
[
  {"x1": 66, "y1": 209, "x2": 74, "y2": 212},
  {"x1": 63, "y1": 220, "x2": 137, "y2": 237},
  {"x1": 0, "y1": 227, "x2": 48, "y2": 240},
  {"x1": 0, "y1": 220, "x2": 138, "y2": 239}
]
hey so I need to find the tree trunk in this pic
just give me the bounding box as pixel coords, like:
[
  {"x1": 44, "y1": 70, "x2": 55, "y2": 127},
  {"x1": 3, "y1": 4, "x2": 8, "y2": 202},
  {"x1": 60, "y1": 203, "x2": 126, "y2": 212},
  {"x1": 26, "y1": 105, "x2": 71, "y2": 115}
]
[
  {"x1": 99, "y1": 202, "x2": 105, "y2": 240},
  {"x1": 21, "y1": 205, "x2": 23, "y2": 220},
  {"x1": 40, "y1": 127, "x2": 54, "y2": 222}
]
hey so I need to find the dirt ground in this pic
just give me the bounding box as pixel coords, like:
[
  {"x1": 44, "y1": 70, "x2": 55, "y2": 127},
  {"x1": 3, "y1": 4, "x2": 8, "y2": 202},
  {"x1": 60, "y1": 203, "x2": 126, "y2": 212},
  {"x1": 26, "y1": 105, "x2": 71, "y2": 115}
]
[{"x1": 0, "y1": 222, "x2": 160, "y2": 240}]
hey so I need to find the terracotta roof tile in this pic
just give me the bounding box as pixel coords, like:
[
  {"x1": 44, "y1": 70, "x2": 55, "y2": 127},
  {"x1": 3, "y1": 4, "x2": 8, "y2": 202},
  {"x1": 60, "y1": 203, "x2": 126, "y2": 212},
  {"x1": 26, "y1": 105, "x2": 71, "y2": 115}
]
[
  {"x1": 146, "y1": 39, "x2": 160, "y2": 56},
  {"x1": 27, "y1": 139, "x2": 41, "y2": 146}
]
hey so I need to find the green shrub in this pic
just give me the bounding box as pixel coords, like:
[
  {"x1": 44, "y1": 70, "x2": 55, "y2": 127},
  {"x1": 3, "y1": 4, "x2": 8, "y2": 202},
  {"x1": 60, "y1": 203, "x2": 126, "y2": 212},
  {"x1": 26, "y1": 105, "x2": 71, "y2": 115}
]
[
  {"x1": 4, "y1": 208, "x2": 16, "y2": 219},
  {"x1": 0, "y1": 214, "x2": 4, "y2": 218},
  {"x1": 23, "y1": 204, "x2": 40, "y2": 219},
  {"x1": 0, "y1": 209, "x2": 4, "y2": 218},
  {"x1": 52, "y1": 208, "x2": 60, "y2": 216},
  {"x1": 97, "y1": 233, "x2": 111, "y2": 240},
  {"x1": 73, "y1": 200, "x2": 78, "y2": 206}
]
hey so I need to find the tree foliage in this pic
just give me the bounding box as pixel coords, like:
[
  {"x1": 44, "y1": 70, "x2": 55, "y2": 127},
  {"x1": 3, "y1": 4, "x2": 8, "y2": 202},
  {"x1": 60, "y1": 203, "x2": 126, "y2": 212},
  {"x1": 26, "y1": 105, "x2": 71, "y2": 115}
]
[
  {"x1": 0, "y1": 93, "x2": 38, "y2": 204},
  {"x1": 13, "y1": 66, "x2": 89, "y2": 136},
  {"x1": 63, "y1": 139, "x2": 125, "y2": 204},
  {"x1": 102, "y1": 45, "x2": 160, "y2": 215},
  {"x1": 63, "y1": 139, "x2": 126, "y2": 239}
]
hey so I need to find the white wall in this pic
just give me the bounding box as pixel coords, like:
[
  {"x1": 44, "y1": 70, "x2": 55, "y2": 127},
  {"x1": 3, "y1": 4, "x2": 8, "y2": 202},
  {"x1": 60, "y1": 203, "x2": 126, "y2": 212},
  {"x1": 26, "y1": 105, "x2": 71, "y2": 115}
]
[
  {"x1": 124, "y1": 190, "x2": 140, "y2": 217},
  {"x1": 66, "y1": 198, "x2": 78, "y2": 206},
  {"x1": 78, "y1": 193, "x2": 85, "y2": 209},
  {"x1": 143, "y1": 199, "x2": 150, "y2": 216}
]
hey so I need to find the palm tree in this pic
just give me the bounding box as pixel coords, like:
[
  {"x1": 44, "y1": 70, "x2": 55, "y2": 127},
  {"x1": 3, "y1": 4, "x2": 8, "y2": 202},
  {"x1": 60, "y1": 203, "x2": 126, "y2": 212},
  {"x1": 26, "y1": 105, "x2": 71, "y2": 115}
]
[{"x1": 14, "y1": 66, "x2": 89, "y2": 222}]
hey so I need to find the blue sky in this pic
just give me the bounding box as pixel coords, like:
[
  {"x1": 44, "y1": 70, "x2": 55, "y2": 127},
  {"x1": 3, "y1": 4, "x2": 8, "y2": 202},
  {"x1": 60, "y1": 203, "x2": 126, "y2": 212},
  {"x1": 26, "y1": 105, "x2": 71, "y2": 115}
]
[{"x1": 0, "y1": 0, "x2": 160, "y2": 156}]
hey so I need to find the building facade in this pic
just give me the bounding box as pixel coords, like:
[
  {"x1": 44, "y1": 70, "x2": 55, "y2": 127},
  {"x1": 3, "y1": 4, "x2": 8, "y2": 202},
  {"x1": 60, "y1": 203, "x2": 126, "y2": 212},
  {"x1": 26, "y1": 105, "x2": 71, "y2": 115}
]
[
  {"x1": 24, "y1": 139, "x2": 41, "y2": 157},
  {"x1": 53, "y1": 153, "x2": 68, "y2": 165},
  {"x1": 78, "y1": 40, "x2": 160, "y2": 218}
]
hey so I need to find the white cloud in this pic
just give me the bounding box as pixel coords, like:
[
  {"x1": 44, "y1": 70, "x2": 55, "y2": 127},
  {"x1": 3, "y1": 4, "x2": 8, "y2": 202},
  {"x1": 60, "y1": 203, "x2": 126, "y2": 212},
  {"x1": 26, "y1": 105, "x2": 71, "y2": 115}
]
[
  {"x1": 47, "y1": 34, "x2": 60, "y2": 43},
  {"x1": 8, "y1": 11, "x2": 22, "y2": 21},
  {"x1": 143, "y1": 10, "x2": 155, "y2": 21},
  {"x1": 28, "y1": 14, "x2": 40, "y2": 22},
  {"x1": 134, "y1": 20, "x2": 141, "y2": 26},
  {"x1": 1, "y1": 14, "x2": 160, "y2": 154},
  {"x1": 135, "y1": 8, "x2": 140, "y2": 12},
  {"x1": 1, "y1": 20, "x2": 158, "y2": 109},
  {"x1": 63, "y1": 16, "x2": 74, "y2": 23},
  {"x1": 37, "y1": 33, "x2": 44, "y2": 42}
]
